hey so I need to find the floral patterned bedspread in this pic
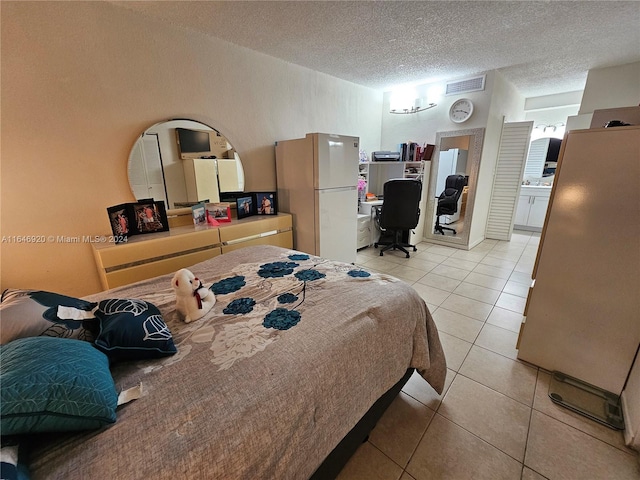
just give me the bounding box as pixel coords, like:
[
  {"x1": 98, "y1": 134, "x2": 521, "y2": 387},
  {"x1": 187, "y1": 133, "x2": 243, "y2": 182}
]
[{"x1": 28, "y1": 245, "x2": 446, "y2": 479}]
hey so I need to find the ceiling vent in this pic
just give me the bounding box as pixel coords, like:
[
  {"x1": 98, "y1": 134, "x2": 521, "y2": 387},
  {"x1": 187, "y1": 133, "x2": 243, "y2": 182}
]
[{"x1": 445, "y1": 75, "x2": 486, "y2": 96}]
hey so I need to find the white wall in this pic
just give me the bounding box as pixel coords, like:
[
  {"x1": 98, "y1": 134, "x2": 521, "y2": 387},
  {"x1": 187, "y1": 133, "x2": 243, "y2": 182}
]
[
  {"x1": 524, "y1": 91, "x2": 583, "y2": 111},
  {"x1": 579, "y1": 61, "x2": 640, "y2": 114},
  {"x1": 1, "y1": 2, "x2": 382, "y2": 296},
  {"x1": 380, "y1": 73, "x2": 494, "y2": 151},
  {"x1": 380, "y1": 71, "x2": 495, "y2": 247},
  {"x1": 378, "y1": 71, "x2": 526, "y2": 249},
  {"x1": 466, "y1": 71, "x2": 525, "y2": 247},
  {"x1": 567, "y1": 61, "x2": 640, "y2": 131}
]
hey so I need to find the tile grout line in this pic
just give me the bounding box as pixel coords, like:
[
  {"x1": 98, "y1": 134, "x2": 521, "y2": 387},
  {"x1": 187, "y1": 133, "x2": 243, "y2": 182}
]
[
  {"x1": 402, "y1": 232, "x2": 537, "y2": 475},
  {"x1": 521, "y1": 369, "x2": 545, "y2": 479},
  {"x1": 352, "y1": 231, "x2": 547, "y2": 477}
]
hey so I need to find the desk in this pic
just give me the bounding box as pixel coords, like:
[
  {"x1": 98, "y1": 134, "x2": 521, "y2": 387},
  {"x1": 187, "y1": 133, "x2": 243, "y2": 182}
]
[{"x1": 92, "y1": 213, "x2": 293, "y2": 290}]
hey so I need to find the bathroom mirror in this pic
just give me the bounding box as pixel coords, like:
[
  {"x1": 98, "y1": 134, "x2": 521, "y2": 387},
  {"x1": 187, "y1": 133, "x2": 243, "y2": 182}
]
[
  {"x1": 522, "y1": 136, "x2": 561, "y2": 184},
  {"x1": 423, "y1": 128, "x2": 485, "y2": 248},
  {"x1": 128, "y1": 119, "x2": 244, "y2": 209}
]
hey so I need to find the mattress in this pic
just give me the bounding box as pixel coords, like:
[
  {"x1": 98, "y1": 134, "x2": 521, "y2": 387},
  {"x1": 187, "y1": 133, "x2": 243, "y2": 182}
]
[{"x1": 26, "y1": 245, "x2": 446, "y2": 478}]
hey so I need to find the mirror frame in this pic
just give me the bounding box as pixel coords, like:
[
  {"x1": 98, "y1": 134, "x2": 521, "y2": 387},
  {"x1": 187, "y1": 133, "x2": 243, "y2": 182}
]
[
  {"x1": 127, "y1": 118, "x2": 244, "y2": 211},
  {"x1": 423, "y1": 127, "x2": 485, "y2": 249}
]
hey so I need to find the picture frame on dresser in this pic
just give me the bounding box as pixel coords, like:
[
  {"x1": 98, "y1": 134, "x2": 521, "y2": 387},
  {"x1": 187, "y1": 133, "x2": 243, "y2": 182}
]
[
  {"x1": 132, "y1": 200, "x2": 169, "y2": 234},
  {"x1": 255, "y1": 192, "x2": 277, "y2": 215},
  {"x1": 206, "y1": 202, "x2": 232, "y2": 223},
  {"x1": 236, "y1": 195, "x2": 255, "y2": 219},
  {"x1": 107, "y1": 203, "x2": 133, "y2": 243},
  {"x1": 191, "y1": 202, "x2": 207, "y2": 226}
]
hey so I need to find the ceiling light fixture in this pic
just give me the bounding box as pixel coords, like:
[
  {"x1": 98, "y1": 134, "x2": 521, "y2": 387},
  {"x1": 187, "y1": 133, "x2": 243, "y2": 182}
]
[
  {"x1": 535, "y1": 122, "x2": 565, "y2": 133},
  {"x1": 389, "y1": 103, "x2": 437, "y2": 114},
  {"x1": 389, "y1": 87, "x2": 438, "y2": 115}
]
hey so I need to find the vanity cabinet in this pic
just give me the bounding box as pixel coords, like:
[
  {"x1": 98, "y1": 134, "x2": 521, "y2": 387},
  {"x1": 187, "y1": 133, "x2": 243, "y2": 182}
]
[
  {"x1": 92, "y1": 213, "x2": 293, "y2": 290},
  {"x1": 514, "y1": 186, "x2": 551, "y2": 230}
]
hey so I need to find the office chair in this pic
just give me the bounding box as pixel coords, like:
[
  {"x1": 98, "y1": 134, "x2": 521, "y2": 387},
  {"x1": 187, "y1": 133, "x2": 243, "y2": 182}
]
[
  {"x1": 434, "y1": 174, "x2": 467, "y2": 235},
  {"x1": 374, "y1": 179, "x2": 422, "y2": 258}
]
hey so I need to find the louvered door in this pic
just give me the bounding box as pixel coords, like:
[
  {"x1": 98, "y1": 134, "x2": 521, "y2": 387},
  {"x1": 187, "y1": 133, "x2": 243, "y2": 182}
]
[{"x1": 485, "y1": 121, "x2": 533, "y2": 240}]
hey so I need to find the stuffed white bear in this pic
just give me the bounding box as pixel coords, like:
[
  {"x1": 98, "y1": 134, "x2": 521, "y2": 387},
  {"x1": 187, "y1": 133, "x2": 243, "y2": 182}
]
[{"x1": 171, "y1": 268, "x2": 216, "y2": 323}]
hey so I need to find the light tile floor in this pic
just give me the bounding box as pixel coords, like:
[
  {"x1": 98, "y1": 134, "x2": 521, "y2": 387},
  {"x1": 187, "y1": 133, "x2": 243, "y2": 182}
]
[{"x1": 337, "y1": 231, "x2": 640, "y2": 480}]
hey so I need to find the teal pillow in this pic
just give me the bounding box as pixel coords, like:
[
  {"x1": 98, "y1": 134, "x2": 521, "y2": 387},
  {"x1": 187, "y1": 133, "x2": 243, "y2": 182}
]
[
  {"x1": 0, "y1": 337, "x2": 118, "y2": 435},
  {"x1": 94, "y1": 299, "x2": 177, "y2": 361}
]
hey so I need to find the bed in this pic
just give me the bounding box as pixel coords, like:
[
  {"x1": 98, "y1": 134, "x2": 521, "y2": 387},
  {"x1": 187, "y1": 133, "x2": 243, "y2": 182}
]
[{"x1": 3, "y1": 245, "x2": 446, "y2": 479}]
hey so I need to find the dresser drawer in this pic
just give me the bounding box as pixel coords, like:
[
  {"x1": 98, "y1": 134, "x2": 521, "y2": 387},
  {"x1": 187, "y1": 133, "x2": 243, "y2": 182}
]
[
  {"x1": 357, "y1": 214, "x2": 371, "y2": 229},
  {"x1": 357, "y1": 213, "x2": 372, "y2": 249},
  {"x1": 93, "y1": 213, "x2": 293, "y2": 290}
]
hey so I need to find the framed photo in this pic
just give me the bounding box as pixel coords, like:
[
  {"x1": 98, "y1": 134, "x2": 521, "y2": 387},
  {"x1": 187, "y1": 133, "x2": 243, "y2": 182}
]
[
  {"x1": 236, "y1": 195, "x2": 255, "y2": 219},
  {"x1": 206, "y1": 202, "x2": 232, "y2": 223},
  {"x1": 132, "y1": 201, "x2": 169, "y2": 234},
  {"x1": 255, "y1": 192, "x2": 277, "y2": 215},
  {"x1": 191, "y1": 202, "x2": 207, "y2": 226},
  {"x1": 107, "y1": 203, "x2": 133, "y2": 243}
]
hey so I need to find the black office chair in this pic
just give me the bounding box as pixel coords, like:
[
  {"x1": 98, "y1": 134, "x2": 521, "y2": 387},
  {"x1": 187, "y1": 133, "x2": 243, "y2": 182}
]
[
  {"x1": 374, "y1": 179, "x2": 422, "y2": 258},
  {"x1": 434, "y1": 174, "x2": 467, "y2": 235}
]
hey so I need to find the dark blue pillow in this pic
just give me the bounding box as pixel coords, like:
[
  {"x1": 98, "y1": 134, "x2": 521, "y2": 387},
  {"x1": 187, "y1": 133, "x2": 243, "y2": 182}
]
[
  {"x1": 94, "y1": 299, "x2": 177, "y2": 361},
  {"x1": 0, "y1": 337, "x2": 118, "y2": 435}
]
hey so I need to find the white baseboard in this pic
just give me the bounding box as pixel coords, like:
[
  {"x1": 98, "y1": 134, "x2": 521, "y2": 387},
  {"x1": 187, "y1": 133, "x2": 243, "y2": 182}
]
[{"x1": 467, "y1": 237, "x2": 485, "y2": 250}]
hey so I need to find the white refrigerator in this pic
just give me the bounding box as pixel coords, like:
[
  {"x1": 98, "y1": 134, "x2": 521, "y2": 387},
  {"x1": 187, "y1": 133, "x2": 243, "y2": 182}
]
[{"x1": 275, "y1": 133, "x2": 359, "y2": 263}]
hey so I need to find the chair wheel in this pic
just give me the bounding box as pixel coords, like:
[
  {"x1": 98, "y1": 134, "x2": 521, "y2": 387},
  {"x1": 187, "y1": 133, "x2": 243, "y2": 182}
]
[
  {"x1": 413, "y1": 247, "x2": 417, "y2": 251},
  {"x1": 374, "y1": 243, "x2": 378, "y2": 248},
  {"x1": 405, "y1": 253, "x2": 410, "y2": 258},
  {"x1": 379, "y1": 251, "x2": 384, "y2": 256}
]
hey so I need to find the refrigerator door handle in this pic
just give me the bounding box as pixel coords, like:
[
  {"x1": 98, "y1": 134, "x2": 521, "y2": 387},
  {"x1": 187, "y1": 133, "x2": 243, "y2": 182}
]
[{"x1": 318, "y1": 186, "x2": 357, "y2": 193}]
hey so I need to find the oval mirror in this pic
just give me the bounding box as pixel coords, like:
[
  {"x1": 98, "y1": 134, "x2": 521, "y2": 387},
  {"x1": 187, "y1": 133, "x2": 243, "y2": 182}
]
[
  {"x1": 423, "y1": 128, "x2": 485, "y2": 248},
  {"x1": 128, "y1": 119, "x2": 244, "y2": 209}
]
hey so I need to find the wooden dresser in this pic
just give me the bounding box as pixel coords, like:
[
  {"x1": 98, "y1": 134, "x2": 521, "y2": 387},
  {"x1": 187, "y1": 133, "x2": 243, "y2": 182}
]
[{"x1": 92, "y1": 213, "x2": 293, "y2": 290}]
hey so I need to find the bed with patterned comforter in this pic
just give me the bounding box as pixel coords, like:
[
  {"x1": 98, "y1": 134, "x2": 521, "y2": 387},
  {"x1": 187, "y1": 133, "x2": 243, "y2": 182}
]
[{"x1": 25, "y1": 245, "x2": 446, "y2": 479}]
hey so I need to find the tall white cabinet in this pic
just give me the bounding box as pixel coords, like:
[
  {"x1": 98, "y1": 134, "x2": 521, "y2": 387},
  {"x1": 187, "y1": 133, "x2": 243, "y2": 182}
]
[
  {"x1": 182, "y1": 158, "x2": 220, "y2": 203},
  {"x1": 517, "y1": 126, "x2": 640, "y2": 395}
]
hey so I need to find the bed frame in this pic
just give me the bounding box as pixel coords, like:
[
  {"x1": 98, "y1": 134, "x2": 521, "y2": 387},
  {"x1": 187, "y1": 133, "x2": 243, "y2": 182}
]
[{"x1": 310, "y1": 368, "x2": 414, "y2": 479}]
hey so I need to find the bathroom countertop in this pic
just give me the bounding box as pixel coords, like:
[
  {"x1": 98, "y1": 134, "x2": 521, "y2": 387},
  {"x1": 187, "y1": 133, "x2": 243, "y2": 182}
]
[{"x1": 521, "y1": 184, "x2": 552, "y2": 189}]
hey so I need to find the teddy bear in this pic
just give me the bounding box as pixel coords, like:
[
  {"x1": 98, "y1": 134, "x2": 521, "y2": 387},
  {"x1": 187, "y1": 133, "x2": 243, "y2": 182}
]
[{"x1": 171, "y1": 268, "x2": 216, "y2": 323}]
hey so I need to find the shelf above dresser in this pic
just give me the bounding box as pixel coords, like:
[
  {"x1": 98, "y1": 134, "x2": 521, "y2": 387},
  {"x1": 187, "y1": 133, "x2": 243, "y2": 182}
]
[{"x1": 92, "y1": 213, "x2": 293, "y2": 290}]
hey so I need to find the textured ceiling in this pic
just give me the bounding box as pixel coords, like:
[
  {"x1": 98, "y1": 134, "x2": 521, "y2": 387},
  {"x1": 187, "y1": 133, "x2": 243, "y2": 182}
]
[{"x1": 112, "y1": 1, "x2": 640, "y2": 98}]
